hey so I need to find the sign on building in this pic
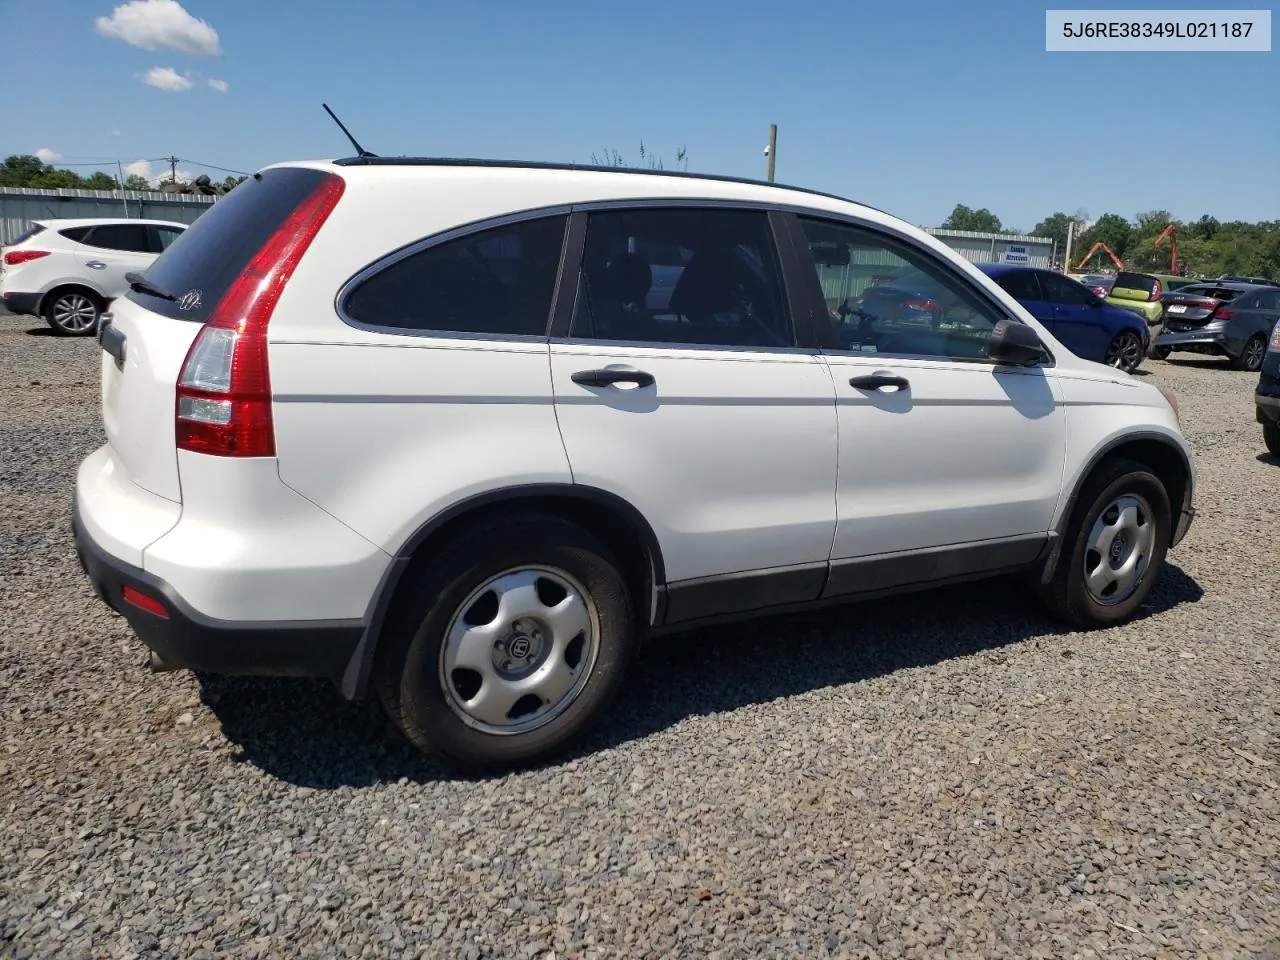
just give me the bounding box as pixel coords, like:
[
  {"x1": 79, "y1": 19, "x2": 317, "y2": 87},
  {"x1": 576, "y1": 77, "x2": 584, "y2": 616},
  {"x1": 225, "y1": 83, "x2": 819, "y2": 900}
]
[{"x1": 1002, "y1": 243, "x2": 1031, "y2": 265}]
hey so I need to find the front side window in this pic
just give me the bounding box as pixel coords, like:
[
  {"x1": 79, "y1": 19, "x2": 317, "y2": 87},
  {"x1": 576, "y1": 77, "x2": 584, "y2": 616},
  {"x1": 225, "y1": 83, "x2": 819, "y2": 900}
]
[
  {"x1": 797, "y1": 217, "x2": 1005, "y2": 360},
  {"x1": 344, "y1": 215, "x2": 567, "y2": 337},
  {"x1": 82, "y1": 224, "x2": 150, "y2": 253},
  {"x1": 569, "y1": 208, "x2": 793, "y2": 348}
]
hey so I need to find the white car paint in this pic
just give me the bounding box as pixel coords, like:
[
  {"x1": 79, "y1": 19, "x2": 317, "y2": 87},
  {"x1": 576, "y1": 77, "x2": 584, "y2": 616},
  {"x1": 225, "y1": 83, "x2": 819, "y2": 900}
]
[
  {"x1": 74, "y1": 159, "x2": 1194, "y2": 639},
  {"x1": 0, "y1": 217, "x2": 186, "y2": 319}
]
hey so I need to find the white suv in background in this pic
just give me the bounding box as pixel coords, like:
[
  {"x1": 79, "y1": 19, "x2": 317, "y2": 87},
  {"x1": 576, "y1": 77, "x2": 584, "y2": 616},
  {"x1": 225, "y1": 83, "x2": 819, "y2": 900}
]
[
  {"x1": 1, "y1": 217, "x2": 187, "y2": 335},
  {"x1": 72, "y1": 159, "x2": 1197, "y2": 771}
]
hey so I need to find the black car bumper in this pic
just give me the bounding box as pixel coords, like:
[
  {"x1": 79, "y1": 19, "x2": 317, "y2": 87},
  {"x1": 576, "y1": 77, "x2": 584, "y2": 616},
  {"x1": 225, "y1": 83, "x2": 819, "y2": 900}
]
[
  {"x1": 71, "y1": 498, "x2": 363, "y2": 682},
  {"x1": 1257, "y1": 392, "x2": 1280, "y2": 428},
  {"x1": 1, "y1": 291, "x2": 42, "y2": 316},
  {"x1": 1153, "y1": 328, "x2": 1232, "y2": 356}
]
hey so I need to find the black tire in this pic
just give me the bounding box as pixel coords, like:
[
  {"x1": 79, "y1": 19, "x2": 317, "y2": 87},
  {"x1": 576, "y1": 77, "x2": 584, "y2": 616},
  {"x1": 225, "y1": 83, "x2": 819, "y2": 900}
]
[
  {"x1": 1035, "y1": 457, "x2": 1171, "y2": 628},
  {"x1": 374, "y1": 513, "x2": 636, "y2": 772},
  {"x1": 1104, "y1": 330, "x2": 1144, "y2": 373},
  {"x1": 1265, "y1": 424, "x2": 1280, "y2": 457},
  {"x1": 43, "y1": 288, "x2": 103, "y2": 336},
  {"x1": 1233, "y1": 335, "x2": 1266, "y2": 372},
  {"x1": 1149, "y1": 345, "x2": 1171, "y2": 361}
]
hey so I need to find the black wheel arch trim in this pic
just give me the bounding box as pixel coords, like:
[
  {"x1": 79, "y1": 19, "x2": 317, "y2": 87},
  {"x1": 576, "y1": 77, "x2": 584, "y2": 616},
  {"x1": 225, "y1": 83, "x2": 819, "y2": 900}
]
[
  {"x1": 1036, "y1": 429, "x2": 1195, "y2": 584},
  {"x1": 339, "y1": 483, "x2": 667, "y2": 700}
]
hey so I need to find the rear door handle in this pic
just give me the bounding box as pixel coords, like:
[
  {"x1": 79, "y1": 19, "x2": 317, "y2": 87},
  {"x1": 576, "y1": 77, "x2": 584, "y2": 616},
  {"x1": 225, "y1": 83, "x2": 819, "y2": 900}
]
[
  {"x1": 85, "y1": 260, "x2": 107, "y2": 270},
  {"x1": 571, "y1": 367, "x2": 655, "y2": 388},
  {"x1": 98, "y1": 314, "x2": 126, "y2": 369},
  {"x1": 849, "y1": 373, "x2": 909, "y2": 392}
]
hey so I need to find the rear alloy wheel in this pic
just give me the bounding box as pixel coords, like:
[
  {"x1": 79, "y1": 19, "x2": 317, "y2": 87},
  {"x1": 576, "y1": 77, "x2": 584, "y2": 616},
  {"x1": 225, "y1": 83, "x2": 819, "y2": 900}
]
[
  {"x1": 1105, "y1": 330, "x2": 1144, "y2": 373},
  {"x1": 375, "y1": 513, "x2": 636, "y2": 772},
  {"x1": 1234, "y1": 335, "x2": 1266, "y2": 372},
  {"x1": 44, "y1": 290, "x2": 102, "y2": 336}
]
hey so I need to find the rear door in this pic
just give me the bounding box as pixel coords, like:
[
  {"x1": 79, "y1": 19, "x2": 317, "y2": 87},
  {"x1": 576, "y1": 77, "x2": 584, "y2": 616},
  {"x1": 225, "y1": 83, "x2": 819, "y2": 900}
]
[
  {"x1": 1039, "y1": 270, "x2": 1111, "y2": 361},
  {"x1": 78, "y1": 223, "x2": 155, "y2": 298},
  {"x1": 103, "y1": 167, "x2": 334, "y2": 501},
  {"x1": 548, "y1": 206, "x2": 838, "y2": 622}
]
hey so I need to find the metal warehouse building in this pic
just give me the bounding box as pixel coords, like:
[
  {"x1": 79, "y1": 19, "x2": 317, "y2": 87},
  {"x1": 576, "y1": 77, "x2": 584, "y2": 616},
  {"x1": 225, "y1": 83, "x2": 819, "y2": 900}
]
[
  {"x1": 0, "y1": 187, "x2": 214, "y2": 245},
  {"x1": 926, "y1": 228, "x2": 1056, "y2": 269}
]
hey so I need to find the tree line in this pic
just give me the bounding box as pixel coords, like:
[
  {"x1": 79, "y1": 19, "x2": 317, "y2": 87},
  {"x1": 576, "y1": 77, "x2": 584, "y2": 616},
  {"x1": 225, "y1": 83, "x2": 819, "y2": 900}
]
[
  {"x1": 0, "y1": 155, "x2": 245, "y2": 193},
  {"x1": 940, "y1": 202, "x2": 1279, "y2": 281}
]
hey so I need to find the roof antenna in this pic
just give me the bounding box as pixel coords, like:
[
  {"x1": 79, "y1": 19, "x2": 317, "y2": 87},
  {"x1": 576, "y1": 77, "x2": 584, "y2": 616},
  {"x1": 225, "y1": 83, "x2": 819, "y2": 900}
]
[{"x1": 322, "y1": 103, "x2": 377, "y2": 159}]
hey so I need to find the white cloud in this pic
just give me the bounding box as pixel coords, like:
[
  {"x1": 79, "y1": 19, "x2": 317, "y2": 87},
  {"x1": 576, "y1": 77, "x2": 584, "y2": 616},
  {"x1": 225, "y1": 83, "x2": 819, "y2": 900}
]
[
  {"x1": 35, "y1": 147, "x2": 61, "y2": 163},
  {"x1": 124, "y1": 159, "x2": 193, "y2": 187},
  {"x1": 95, "y1": 0, "x2": 221, "y2": 56},
  {"x1": 142, "y1": 65, "x2": 193, "y2": 92},
  {"x1": 207, "y1": 77, "x2": 228, "y2": 93},
  {"x1": 112, "y1": 128, "x2": 122, "y2": 137}
]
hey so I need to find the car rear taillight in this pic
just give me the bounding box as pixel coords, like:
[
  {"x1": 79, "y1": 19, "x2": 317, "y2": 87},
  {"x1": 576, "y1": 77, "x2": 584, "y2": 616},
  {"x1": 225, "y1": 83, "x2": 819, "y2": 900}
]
[
  {"x1": 1150, "y1": 280, "x2": 1162, "y2": 301},
  {"x1": 905, "y1": 298, "x2": 940, "y2": 312},
  {"x1": 1269, "y1": 322, "x2": 1280, "y2": 352},
  {"x1": 3, "y1": 249, "x2": 50, "y2": 265},
  {"x1": 175, "y1": 173, "x2": 345, "y2": 458},
  {"x1": 1210, "y1": 305, "x2": 1233, "y2": 321},
  {"x1": 1091, "y1": 286, "x2": 1108, "y2": 297}
]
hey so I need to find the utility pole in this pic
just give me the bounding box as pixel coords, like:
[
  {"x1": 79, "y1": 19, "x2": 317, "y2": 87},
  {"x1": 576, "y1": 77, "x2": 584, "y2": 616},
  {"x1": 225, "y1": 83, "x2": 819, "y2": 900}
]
[
  {"x1": 1063, "y1": 219, "x2": 1075, "y2": 273},
  {"x1": 116, "y1": 160, "x2": 129, "y2": 217},
  {"x1": 167, "y1": 155, "x2": 179, "y2": 184},
  {"x1": 765, "y1": 124, "x2": 777, "y2": 183}
]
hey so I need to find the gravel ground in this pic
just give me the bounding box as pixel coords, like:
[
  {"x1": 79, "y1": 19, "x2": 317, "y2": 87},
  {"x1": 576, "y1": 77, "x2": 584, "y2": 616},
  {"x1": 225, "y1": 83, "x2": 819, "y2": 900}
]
[{"x1": 2, "y1": 308, "x2": 1277, "y2": 960}]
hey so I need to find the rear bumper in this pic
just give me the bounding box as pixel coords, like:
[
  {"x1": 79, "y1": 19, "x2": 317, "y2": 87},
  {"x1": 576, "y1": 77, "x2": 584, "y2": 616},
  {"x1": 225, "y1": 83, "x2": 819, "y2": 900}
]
[
  {"x1": 1154, "y1": 328, "x2": 1230, "y2": 355},
  {"x1": 1257, "y1": 391, "x2": 1280, "y2": 427},
  {"x1": 0, "y1": 291, "x2": 42, "y2": 316},
  {"x1": 72, "y1": 496, "x2": 363, "y2": 682}
]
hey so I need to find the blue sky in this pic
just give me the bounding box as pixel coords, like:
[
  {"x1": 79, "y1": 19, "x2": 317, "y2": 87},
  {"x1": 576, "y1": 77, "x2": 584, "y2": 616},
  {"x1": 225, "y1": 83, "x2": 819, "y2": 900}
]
[{"x1": 3, "y1": 0, "x2": 1276, "y2": 231}]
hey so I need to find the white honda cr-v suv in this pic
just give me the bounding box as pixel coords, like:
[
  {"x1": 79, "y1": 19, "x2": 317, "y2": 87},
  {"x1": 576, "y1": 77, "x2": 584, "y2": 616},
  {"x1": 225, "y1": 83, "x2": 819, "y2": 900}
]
[
  {"x1": 1, "y1": 217, "x2": 187, "y2": 334},
  {"x1": 72, "y1": 158, "x2": 1197, "y2": 771}
]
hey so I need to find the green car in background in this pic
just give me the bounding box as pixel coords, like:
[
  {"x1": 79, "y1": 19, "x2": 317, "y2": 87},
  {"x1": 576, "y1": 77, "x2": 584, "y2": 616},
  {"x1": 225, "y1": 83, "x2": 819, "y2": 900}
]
[{"x1": 1105, "y1": 272, "x2": 1202, "y2": 347}]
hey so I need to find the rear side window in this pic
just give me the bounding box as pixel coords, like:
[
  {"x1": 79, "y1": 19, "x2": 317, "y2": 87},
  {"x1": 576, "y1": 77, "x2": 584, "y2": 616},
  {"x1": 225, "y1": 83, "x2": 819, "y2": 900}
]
[
  {"x1": 7, "y1": 223, "x2": 45, "y2": 245},
  {"x1": 343, "y1": 215, "x2": 568, "y2": 337},
  {"x1": 153, "y1": 225, "x2": 184, "y2": 251},
  {"x1": 82, "y1": 224, "x2": 150, "y2": 253},
  {"x1": 130, "y1": 166, "x2": 332, "y2": 322},
  {"x1": 993, "y1": 270, "x2": 1041, "y2": 301},
  {"x1": 59, "y1": 226, "x2": 91, "y2": 243}
]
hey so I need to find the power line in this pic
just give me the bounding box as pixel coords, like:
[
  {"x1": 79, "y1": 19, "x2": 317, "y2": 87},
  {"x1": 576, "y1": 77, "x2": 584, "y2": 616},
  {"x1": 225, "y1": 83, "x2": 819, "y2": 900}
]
[{"x1": 176, "y1": 158, "x2": 253, "y2": 176}]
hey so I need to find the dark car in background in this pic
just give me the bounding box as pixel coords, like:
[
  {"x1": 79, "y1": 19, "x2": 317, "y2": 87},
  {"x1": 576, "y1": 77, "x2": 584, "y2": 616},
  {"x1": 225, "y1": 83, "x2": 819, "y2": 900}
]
[
  {"x1": 1152, "y1": 281, "x2": 1280, "y2": 371},
  {"x1": 1258, "y1": 324, "x2": 1280, "y2": 455},
  {"x1": 976, "y1": 264, "x2": 1151, "y2": 372}
]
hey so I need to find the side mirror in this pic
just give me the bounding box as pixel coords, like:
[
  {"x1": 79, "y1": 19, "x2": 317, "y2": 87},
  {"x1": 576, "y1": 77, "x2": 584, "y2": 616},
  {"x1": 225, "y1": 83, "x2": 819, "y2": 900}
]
[{"x1": 987, "y1": 319, "x2": 1046, "y2": 366}]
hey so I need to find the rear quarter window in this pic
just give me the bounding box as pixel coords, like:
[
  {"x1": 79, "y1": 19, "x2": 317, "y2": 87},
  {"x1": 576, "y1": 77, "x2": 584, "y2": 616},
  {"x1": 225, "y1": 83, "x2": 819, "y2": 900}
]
[
  {"x1": 127, "y1": 166, "x2": 332, "y2": 322},
  {"x1": 7, "y1": 223, "x2": 45, "y2": 246}
]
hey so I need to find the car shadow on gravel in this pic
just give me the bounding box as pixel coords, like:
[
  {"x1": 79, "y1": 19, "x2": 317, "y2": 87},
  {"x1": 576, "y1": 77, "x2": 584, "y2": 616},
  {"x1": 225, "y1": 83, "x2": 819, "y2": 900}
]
[
  {"x1": 197, "y1": 563, "x2": 1204, "y2": 788},
  {"x1": 22, "y1": 325, "x2": 56, "y2": 336},
  {"x1": 1258, "y1": 452, "x2": 1280, "y2": 467}
]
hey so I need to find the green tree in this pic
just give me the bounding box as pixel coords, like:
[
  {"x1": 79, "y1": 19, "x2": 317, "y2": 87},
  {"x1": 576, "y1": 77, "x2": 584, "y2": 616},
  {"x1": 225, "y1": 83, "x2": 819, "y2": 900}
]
[
  {"x1": 83, "y1": 172, "x2": 119, "y2": 191},
  {"x1": 0, "y1": 154, "x2": 48, "y2": 186},
  {"x1": 1073, "y1": 213, "x2": 1133, "y2": 268},
  {"x1": 124, "y1": 173, "x2": 152, "y2": 191},
  {"x1": 939, "y1": 203, "x2": 1002, "y2": 233}
]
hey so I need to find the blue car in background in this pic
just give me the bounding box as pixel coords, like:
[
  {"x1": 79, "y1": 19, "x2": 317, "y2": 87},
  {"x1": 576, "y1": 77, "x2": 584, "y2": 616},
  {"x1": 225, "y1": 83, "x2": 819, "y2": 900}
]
[{"x1": 976, "y1": 263, "x2": 1151, "y2": 373}]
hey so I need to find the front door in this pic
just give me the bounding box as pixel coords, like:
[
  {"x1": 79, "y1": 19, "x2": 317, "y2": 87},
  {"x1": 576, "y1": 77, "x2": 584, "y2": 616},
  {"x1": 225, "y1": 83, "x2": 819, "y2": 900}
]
[
  {"x1": 786, "y1": 214, "x2": 1067, "y2": 597},
  {"x1": 549, "y1": 206, "x2": 839, "y2": 623}
]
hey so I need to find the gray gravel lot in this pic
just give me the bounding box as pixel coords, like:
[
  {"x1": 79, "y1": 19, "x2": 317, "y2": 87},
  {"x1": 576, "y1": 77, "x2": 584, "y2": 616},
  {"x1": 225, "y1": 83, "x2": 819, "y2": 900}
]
[{"x1": 1, "y1": 308, "x2": 1277, "y2": 959}]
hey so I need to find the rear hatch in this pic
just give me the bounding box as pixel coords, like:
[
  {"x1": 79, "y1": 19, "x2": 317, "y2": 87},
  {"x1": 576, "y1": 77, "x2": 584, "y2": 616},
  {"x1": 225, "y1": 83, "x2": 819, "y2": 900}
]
[
  {"x1": 100, "y1": 166, "x2": 337, "y2": 502},
  {"x1": 1109, "y1": 272, "x2": 1161, "y2": 303},
  {"x1": 1159, "y1": 285, "x2": 1241, "y2": 330}
]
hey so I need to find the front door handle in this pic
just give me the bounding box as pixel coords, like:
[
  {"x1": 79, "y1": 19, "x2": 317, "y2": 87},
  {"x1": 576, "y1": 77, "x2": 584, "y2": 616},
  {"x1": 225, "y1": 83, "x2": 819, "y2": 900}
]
[
  {"x1": 849, "y1": 373, "x2": 909, "y2": 392},
  {"x1": 571, "y1": 367, "x2": 656, "y2": 389},
  {"x1": 85, "y1": 260, "x2": 107, "y2": 270}
]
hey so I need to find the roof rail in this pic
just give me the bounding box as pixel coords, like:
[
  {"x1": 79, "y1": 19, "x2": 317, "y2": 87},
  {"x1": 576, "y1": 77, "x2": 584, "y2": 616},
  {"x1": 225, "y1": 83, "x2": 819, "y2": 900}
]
[{"x1": 330, "y1": 155, "x2": 876, "y2": 210}]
